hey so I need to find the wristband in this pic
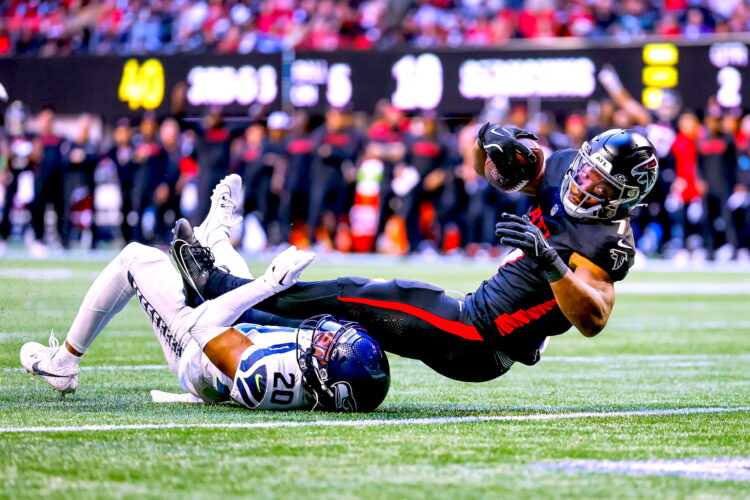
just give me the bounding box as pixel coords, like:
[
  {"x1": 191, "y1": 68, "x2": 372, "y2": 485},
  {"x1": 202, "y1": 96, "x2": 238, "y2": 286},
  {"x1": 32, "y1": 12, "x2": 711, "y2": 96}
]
[{"x1": 543, "y1": 255, "x2": 569, "y2": 283}]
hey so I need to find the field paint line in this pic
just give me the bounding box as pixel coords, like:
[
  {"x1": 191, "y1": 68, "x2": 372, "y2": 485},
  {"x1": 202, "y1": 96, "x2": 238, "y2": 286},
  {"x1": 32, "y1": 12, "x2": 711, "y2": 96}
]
[
  {"x1": 0, "y1": 406, "x2": 748, "y2": 434},
  {"x1": 539, "y1": 457, "x2": 750, "y2": 482},
  {"x1": 616, "y1": 282, "x2": 750, "y2": 295},
  {"x1": 3, "y1": 354, "x2": 749, "y2": 373},
  {"x1": 0, "y1": 330, "x2": 149, "y2": 341},
  {"x1": 0, "y1": 268, "x2": 99, "y2": 281},
  {"x1": 2, "y1": 365, "x2": 169, "y2": 373},
  {"x1": 608, "y1": 320, "x2": 750, "y2": 331},
  {"x1": 543, "y1": 354, "x2": 750, "y2": 363}
]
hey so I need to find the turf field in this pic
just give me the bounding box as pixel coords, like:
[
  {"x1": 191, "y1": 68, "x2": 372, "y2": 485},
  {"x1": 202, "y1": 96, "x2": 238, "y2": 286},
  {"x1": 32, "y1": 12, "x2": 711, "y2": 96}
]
[{"x1": 1, "y1": 254, "x2": 749, "y2": 499}]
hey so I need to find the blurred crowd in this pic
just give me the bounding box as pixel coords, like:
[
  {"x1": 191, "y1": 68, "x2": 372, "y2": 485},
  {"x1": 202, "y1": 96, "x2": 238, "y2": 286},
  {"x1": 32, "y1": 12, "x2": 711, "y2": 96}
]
[
  {"x1": 1, "y1": 71, "x2": 749, "y2": 263},
  {"x1": 2, "y1": 0, "x2": 750, "y2": 56}
]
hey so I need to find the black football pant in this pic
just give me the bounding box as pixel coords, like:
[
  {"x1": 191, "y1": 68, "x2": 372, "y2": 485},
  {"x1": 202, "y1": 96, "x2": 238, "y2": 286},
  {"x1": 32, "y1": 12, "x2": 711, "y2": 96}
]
[
  {"x1": 306, "y1": 165, "x2": 350, "y2": 232},
  {"x1": 0, "y1": 169, "x2": 22, "y2": 240},
  {"x1": 32, "y1": 170, "x2": 67, "y2": 245},
  {"x1": 204, "y1": 272, "x2": 512, "y2": 382}
]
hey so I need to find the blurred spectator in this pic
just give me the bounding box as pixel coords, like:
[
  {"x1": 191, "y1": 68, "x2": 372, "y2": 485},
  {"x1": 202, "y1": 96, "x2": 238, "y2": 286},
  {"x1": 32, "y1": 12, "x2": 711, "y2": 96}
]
[
  {"x1": 682, "y1": 7, "x2": 715, "y2": 39},
  {"x1": 669, "y1": 111, "x2": 705, "y2": 257},
  {"x1": 155, "y1": 116, "x2": 187, "y2": 239},
  {"x1": 30, "y1": 106, "x2": 65, "y2": 254},
  {"x1": 278, "y1": 110, "x2": 314, "y2": 243},
  {"x1": 191, "y1": 107, "x2": 242, "y2": 224},
  {"x1": 60, "y1": 114, "x2": 100, "y2": 248},
  {"x1": 308, "y1": 107, "x2": 362, "y2": 248},
  {"x1": 0, "y1": 101, "x2": 34, "y2": 255},
  {"x1": 105, "y1": 118, "x2": 136, "y2": 242},
  {"x1": 130, "y1": 112, "x2": 169, "y2": 243},
  {"x1": 241, "y1": 111, "x2": 289, "y2": 246},
  {"x1": 395, "y1": 112, "x2": 449, "y2": 252},
  {"x1": 3, "y1": 0, "x2": 749, "y2": 56},
  {"x1": 733, "y1": 114, "x2": 750, "y2": 261},
  {"x1": 367, "y1": 103, "x2": 407, "y2": 244},
  {"x1": 2, "y1": 90, "x2": 749, "y2": 263},
  {"x1": 698, "y1": 111, "x2": 737, "y2": 258}
]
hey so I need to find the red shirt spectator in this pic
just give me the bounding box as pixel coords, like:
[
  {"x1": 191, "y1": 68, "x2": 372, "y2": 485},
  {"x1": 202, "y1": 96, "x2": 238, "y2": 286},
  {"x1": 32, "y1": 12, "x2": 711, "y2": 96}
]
[
  {"x1": 671, "y1": 114, "x2": 703, "y2": 203},
  {"x1": 517, "y1": 8, "x2": 558, "y2": 38}
]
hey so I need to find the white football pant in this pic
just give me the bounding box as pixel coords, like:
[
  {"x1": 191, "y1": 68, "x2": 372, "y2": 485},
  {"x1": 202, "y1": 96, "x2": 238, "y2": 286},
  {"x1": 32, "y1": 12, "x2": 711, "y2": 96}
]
[{"x1": 65, "y1": 243, "x2": 259, "y2": 376}]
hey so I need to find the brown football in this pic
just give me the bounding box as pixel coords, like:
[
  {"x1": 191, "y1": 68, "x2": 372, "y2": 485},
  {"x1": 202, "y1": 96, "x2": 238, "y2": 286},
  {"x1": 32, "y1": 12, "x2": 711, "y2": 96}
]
[{"x1": 484, "y1": 138, "x2": 545, "y2": 193}]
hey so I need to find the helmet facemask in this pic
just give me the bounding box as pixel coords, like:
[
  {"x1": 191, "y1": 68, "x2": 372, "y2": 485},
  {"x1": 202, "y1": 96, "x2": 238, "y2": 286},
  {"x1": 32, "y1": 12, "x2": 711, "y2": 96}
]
[
  {"x1": 561, "y1": 149, "x2": 642, "y2": 220},
  {"x1": 296, "y1": 315, "x2": 366, "y2": 412}
]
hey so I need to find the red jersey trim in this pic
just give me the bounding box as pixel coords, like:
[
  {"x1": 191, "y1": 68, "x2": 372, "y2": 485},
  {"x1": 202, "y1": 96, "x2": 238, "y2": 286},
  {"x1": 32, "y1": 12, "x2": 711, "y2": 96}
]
[
  {"x1": 337, "y1": 296, "x2": 483, "y2": 341},
  {"x1": 499, "y1": 253, "x2": 525, "y2": 268},
  {"x1": 493, "y1": 298, "x2": 559, "y2": 336}
]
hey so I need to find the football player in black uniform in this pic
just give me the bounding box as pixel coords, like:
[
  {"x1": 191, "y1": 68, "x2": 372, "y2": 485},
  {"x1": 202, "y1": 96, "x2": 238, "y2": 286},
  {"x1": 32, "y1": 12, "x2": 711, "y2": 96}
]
[{"x1": 173, "y1": 127, "x2": 658, "y2": 383}]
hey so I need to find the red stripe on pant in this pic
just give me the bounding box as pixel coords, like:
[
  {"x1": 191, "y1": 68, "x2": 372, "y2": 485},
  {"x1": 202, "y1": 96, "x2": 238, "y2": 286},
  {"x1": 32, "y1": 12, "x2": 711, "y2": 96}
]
[
  {"x1": 493, "y1": 298, "x2": 559, "y2": 336},
  {"x1": 337, "y1": 296, "x2": 483, "y2": 341}
]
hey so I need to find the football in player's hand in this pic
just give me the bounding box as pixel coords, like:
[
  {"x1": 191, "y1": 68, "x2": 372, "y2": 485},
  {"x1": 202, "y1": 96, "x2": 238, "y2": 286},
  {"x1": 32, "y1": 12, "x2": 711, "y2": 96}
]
[{"x1": 484, "y1": 138, "x2": 545, "y2": 193}]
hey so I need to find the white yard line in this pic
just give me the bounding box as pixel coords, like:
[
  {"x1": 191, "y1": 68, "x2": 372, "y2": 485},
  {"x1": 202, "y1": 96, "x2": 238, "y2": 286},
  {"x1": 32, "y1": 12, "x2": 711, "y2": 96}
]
[
  {"x1": 0, "y1": 268, "x2": 99, "y2": 281},
  {"x1": 543, "y1": 354, "x2": 750, "y2": 363},
  {"x1": 615, "y1": 282, "x2": 750, "y2": 294},
  {"x1": 539, "y1": 457, "x2": 750, "y2": 482},
  {"x1": 0, "y1": 406, "x2": 747, "y2": 434},
  {"x1": 3, "y1": 354, "x2": 748, "y2": 372},
  {"x1": 2, "y1": 365, "x2": 169, "y2": 373},
  {"x1": 2, "y1": 265, "x2": 749, "y2": 294},
  {"x1": 0, "y1": 331, "x2": 148, "y2": 343}
]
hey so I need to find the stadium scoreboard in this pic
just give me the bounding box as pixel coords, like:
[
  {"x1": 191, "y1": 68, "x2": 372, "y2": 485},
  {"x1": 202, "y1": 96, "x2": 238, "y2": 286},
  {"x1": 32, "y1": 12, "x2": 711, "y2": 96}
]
[{"x1": 1, "y1": 40, "x2": 748, "y2": 120}]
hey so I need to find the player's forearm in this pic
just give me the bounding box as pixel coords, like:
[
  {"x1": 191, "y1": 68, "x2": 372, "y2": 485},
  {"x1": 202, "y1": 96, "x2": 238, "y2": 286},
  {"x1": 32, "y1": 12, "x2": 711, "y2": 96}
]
[
  {"x1": 202, "y1": 328, "x2": 253, "y2": 377},
  {"x1": 472, "y1": 140, "x2": 487, "y2": 177},
  {"x1": 550, "y1": 273, "x2": 610, "y2": 337}
]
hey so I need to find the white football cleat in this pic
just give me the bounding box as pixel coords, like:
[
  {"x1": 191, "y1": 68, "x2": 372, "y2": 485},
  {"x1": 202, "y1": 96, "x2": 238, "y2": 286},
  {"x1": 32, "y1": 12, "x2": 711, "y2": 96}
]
[
  {"x1": 194, "y1": 174, "x2": 243, "y2": 248},
  {"x1": 20, "y1": 331, "x2": 79, "y2": 394}
]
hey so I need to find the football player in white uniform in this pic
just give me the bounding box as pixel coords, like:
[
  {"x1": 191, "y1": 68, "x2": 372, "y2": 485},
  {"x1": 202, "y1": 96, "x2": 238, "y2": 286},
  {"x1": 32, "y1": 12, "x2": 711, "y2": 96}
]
[{"x1": 20, "y1": 175, "x2": 390, "y2": 412}]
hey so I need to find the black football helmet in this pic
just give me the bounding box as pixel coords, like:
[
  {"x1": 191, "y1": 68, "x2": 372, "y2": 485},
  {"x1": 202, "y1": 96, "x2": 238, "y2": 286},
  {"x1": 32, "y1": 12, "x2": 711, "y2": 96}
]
[
  {"x1": 560, "y1": 128, "x2": 658, "y2": 220},
  {"x1": 297, "y1": 315, "x2": 390, "y2": 412}
]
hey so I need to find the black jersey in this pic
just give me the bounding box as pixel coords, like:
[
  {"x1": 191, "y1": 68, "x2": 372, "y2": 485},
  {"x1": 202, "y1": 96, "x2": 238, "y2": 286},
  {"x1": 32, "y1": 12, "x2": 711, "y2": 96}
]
[{"x1": 465, "y1": 149, "x2": 636, "y2": 365}]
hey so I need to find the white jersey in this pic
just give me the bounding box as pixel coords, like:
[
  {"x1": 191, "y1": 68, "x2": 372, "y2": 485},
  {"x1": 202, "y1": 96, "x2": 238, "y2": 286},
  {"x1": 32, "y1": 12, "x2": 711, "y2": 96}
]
[{"x1": 177, "y1": 323, "x2": 312, "y2": 410}]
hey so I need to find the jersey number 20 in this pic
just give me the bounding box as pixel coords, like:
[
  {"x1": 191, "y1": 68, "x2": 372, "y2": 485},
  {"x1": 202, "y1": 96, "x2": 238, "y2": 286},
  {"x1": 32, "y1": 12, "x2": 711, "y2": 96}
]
[{"x1": 270, "y1": 372, "x2": 295, "y2": 405}]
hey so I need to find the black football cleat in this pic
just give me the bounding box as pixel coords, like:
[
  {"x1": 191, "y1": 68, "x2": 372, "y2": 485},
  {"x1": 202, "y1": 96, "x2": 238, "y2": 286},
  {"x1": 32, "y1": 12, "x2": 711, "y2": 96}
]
[{"x1": 170, "y1": 218, "x2": 216, "y2": 306}]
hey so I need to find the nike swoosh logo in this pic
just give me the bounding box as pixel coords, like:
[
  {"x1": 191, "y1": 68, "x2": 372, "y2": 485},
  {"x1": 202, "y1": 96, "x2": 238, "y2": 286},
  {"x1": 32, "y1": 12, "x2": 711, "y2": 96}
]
[
  {"x1": 490, "y1": 127, "x2": 508, "y2": 137},
  {"x1": 617, "y1": 239, "x2": 633, "y2": 250},
  {"x1": 484, "y1": 143, "x2": 504, "y2": 154},
  {"x1": 31, "y1": 361, "x2": 68, "y2": 378},
  {"x1": 254, "y1": 374, "x2": 264, "y2": 392}
]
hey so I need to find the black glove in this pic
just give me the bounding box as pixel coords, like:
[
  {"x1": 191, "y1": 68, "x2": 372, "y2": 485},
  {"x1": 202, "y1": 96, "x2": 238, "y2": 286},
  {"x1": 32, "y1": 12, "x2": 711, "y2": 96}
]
[
  {"x1": 495, "y1": 212, "x2": 568, "y2": 282},
  {"x1": 477, "y1": 123, "x2": 538, "y2": 170}
]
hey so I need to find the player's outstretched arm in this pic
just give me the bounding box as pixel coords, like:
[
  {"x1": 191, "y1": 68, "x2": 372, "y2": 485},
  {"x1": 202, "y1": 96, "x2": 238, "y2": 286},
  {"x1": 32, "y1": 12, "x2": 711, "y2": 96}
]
[
  {"x1": 473, "y1": 124, "x2": 538, "y2": 176},
  {"x1": 495, "y1": 213, "x2": 613, "y2": 337},
  {"x1": 548, "y1": 253, "x2": 614, "y2": 337}
]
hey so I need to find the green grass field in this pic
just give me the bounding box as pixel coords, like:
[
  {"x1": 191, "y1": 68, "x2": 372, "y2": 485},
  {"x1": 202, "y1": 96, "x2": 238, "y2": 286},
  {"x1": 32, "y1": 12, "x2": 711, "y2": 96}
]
[{"x1": 1, "y1": 254, "x2": 749, "y2": 499}]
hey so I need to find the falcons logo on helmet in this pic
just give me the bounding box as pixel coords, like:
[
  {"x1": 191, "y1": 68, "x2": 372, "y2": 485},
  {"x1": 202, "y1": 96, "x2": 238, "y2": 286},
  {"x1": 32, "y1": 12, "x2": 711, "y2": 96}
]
[
  {"x1": 631, "y1": 157, "x2": 658, "y2": 194},
  {"x1": 610, "y1": 249, "x2": 628, "y2": 271}
]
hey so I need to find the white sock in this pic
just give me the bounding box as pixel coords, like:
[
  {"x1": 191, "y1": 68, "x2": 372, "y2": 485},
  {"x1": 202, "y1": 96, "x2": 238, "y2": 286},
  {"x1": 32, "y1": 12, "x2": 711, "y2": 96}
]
[
  {"x1": 51, "y1": 346, "x2": 81, "y2": 369},
  {"x1": 210, "y1": 240, "x2": 253, "y2": 279},
  {"x1": 65, "y1": 252, "x2": 134, "y2": 354}
]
